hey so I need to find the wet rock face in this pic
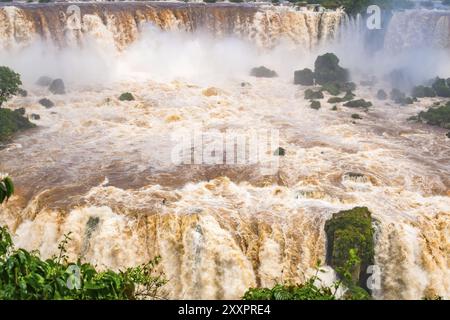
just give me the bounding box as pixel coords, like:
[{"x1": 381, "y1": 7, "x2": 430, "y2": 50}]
[
  {"x1": 324, "y1": 206, "x2": 375, "y2": 295},
  {"x1": 38, "y1": 98, "x2": 55, "y2": 109}
]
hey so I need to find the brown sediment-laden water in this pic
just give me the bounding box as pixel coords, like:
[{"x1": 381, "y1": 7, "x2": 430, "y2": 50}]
[{"x1": 0, "y1": 3, "x2": 449, "y2": 299}]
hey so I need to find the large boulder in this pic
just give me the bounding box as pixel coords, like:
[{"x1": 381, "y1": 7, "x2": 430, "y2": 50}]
[
  {"x1": 38, "y1": 98, "x2": 55, "y2": 109},
  {"x1": 294, "y1": 68, "x2": 314, "y2": 85},
  {"x1": 304, "y1": 89, "x2": 324, "y2": 100},
  {"x1": 314, "y1": 53, "x2": 349, "y2": 85},
  {"x1": 49, "y1": 79, "x2": 66, "y2": 95},
  {"x1": 250, "y1": 66, "x2": 278, "y2": 78},
  {"x1": 325, "y1": 206, "x2": 374, "y2": 297}
]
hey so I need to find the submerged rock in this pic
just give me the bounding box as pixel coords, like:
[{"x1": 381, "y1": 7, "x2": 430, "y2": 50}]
[
  {"x1": 30, "y1": 113, "x2": 40, "y2": 120},
  {"x1": 49, "y1": 79, "x2": 66, "y2": 95},
  {"x1": 38, "y1": 98, "x2": 55, "y2": 109},
  {"x1": 202, "y1": 87, "x2": 220, "y2": 97},
  {"x1": 36, "y1": 76, "x2": 53, "y2": 87},
  {"x1": 250, "y1": 66, "x2": 278, "y2": 78},
  {"x1": 325, "y1": 206, "x2": 374, "y2": 296},
  {"x1": 294, "y1": 68, "x2": 314, "y2": 85},
  {"x1": 273, "y1": 147, "x2": 286, "y2": 156}
]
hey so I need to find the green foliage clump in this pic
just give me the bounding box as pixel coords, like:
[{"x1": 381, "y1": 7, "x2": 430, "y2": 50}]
[
  {"x1": 305, "y1": 89, "x2": 324, "y2": 100},
  {"x1": 431, "y1": 78, "x2": 450, "y2": 98},
  {"x1": 324, "y1": 207, "x2": 374, "y2": 296},
  {"x1": 0, "y1": 175, "x2": 14, "y2": 204},
  {"x1": 343, "y1": 99, "x2": 372, "y2": 108},
  {"x1": 119, "y1": 92, "x2": 135, "y2": 101},
  {"x1": 0, "y1": 66, "x2": 22, "y2": 108},
  {"x1": 0, "y1": 225, "x2": 166, "y2": 300},
  {"x1": 0, "y1": 108, "x2": 35, "y2": 142},
  {"x1": 411, "y1": 86, "x2": 436, "y2": 98},
  {"x1": 417, "y1": 102, "x2": 450, "y2": 129}
]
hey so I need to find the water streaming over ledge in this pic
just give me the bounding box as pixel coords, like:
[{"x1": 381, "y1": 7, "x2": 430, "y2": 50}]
[{"x1": 0, "y1": 3, "x2": 449, "y2": 299}]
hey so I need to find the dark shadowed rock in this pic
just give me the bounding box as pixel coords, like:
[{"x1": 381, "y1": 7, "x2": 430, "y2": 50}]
[
  {"x1": 119, "y1": 92, "x2": 135, "y2": 101},
  {"x1": 305, "y1": 89, "x2": 324, "y2": 100},
  {"x1": 36, "y1": 76, "x2": 53, "y2": 87},
  {"x1": 314, "y1": 53, "x2": 349, "y2": 85},
  {"x1": 344, "y1": 99, "x2": 372, "y2": 108},
  {"x1": 310, "y1": 100, "x2": 321, "y2": 109},
  {"x1": 273, "y1": 147, "x2": 286, "y2": 156},
  {"x1": 39, "y1": 98, "x2": 55, "y2": 109},
  {"x1": 15, "y1": 108, "x2": 25, "y2": 116},
  {"x1": 294, "y1": 68, "x2": 314, "y2": 85},
  {"x1": 250, "y1": 66, "x2": 278, "y2": 78},
  {"x1": 17, "y1": 88, "x2": 28, "y2": 97},
  {"x1": 49, "y1": 79, "x2": 66, "y2": 95},
  {"x1": 30, "y1": 113, "x2": 41, "y2": 120},
  {"x1": 376, "y1": 89, "x2": 387, "y2": 100}
]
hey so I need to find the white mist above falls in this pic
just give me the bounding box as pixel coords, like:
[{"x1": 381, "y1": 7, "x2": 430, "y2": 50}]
[{"x1": 0, "y1": 3, "x2": 449, "y2": 300}]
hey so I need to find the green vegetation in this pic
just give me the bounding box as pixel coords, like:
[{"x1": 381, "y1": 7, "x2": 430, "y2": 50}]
[
  {"x1": 0, "y1": 108, "x2": 35, "y2": 142},
  {"x1": 0, "y1": 175, "x2": 14, "y2": 204},
  {"x1": 416, "y1": 102, "x2": 450, "y2": 129},
  {"x1": 0, "y1": 66, "x2": 22, "y2": 108},
  {"x1": 118, "y1": 92, "x2": 135, "y2": 102},
  {"x1": 305, "y1": 89, "x2": 324, "y2": 100},
  {"x1": 431, "y1": 78, "x2": 450, "y2": 98},
  {"x1": 412, "y1": 86, "x2": 436, "y2": 98},
  {"x1": 343, "y1": 99, "x2": 372, "y2": 108},
  {"x1": 325, "y1": 207, "x2": 374, "y2": 297}
]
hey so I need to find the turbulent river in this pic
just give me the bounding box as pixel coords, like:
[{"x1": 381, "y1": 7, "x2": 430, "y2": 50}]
[{"x1": 0, "y1": 2, "x2": 449, "y2": 299}]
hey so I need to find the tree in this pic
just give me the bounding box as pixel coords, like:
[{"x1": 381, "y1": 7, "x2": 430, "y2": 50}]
[
  {"x1": 0, "y1": 174, "x2": 14, "y2": 204},
  {"x1": 0, "y1": 66, "x2": 22, "y2": 108}
]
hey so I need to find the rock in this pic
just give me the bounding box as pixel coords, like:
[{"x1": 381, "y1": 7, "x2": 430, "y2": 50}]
[
  {"x1": 38, "y1": 98, "x2": 55, "y2": 108},
  {"x1": 412, "y1": 85, "x2": 436, "y2": 98},
  {"x1": 14, "y1": 108, "x2": 25, "y2": 116},
  {"x1": 344, "y1": 99, "x2": 372, "y2": 108},
  {"x1": 376, "y1": 89, "x2": 387, "y2": 100},
  {"x1": 0, "y1": 108, "x2": 36, "y2": 142},
  {"x1": 321, "y1": 82, "x2": 340, "y2": 96},
  {"x1": 294, "y1": 68, "x2": 314, "y2": 85},
  {"x1": 30, "y1": 113, "x2": 40, "y2": 120},
  {"x1": 250, "y1": 66, "x2": 278, "y2": 78},
  {"x1": 328, "y1": 97, "x2": 342, "y2": 103},
  {"x1": 310, "y1": 100, "x2": 321, "y2": 110},
  {"x1": 202, "y1": 87, "x2": 219, "y2": 97},
  {"x1": 314, "y1": 53, "x2": 349, "y2": 85},
  {"x1": 36, "y1": 76, "x2": 53, "y2": 87},
  {"x1": 447, "y1": 132, "x2": 450, "y2": 138},
  {"x1": 351, "y1": 113, "x2": 362, "y2": 119},
  {"x1": 240, "y1": 82, "x2": 251, "y2": 87},
  {"x1": 118, "y1": 92, "x2": 135, "y2": 101},
  {"x1": 324, "y1": 206, "x2": 374, "y2": 296},
  {"x1": 331, "y1": 105, "x2": 338, "y2": 111},
  {"x1": 49, "y1": 79, "x2": 66, "y2": 95},
  {"x1": 432, "y1": 78, "x2": 450, "y2": 97},
  {"x1": 17, "y1": 88, "x2": 28, "y2": 97},
  {"x1": 305, "y1": 89, "x2": 324, "y2": 100},
  {"x1": 273, "y1": 147, "x2": 285, "y2": 156},
  {"x1": 342, "y1": 90, "x2": 355, "y2": 101}
]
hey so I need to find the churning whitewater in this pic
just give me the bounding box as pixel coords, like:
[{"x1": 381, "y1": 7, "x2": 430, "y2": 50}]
[{"x1": 0, "y1": 3, "x2": 449, "y2": 300}]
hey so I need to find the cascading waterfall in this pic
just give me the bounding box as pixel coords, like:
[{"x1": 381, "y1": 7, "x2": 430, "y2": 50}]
[{"x1": 0, "y1": 3, "x2": 449, "y2": 300}]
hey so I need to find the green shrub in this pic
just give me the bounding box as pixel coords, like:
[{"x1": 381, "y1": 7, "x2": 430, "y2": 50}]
[
  {"x1": 343, "y1": 99, "x2": 372, "y2": 108},
  {"x1": 0, "y1": 108, "x2": 35, "y2": 142},
  {"x1": 0, "y1": 224, "x2": 166, "y2": 300},
  {"x1": 417, "y1": 102, "x2": 450, "y2": 129},
  {"x1": 0, "y1": 66, "x2": 22, "y2": 108}
]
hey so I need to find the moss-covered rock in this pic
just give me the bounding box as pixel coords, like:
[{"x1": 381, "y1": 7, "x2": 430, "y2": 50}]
[
  {"x1": 305, "y1": 89, "x2": 324, "y2": 100},
  {"x1": 417, "y1": 102, "x2": 450, "y2": 129},
  {"x1": 294, "y1": 68, "x2": 314, "y2": 85},
  {"x1": 321, "y1": 82, "x2": 341, "y2": 96},
  {"x1": 328, "y1": 97, "x2": 343, "y2": 103},
  {"x1": 343, "y1": 99, "x2": 372, "y2": 108},
  {"x1": 250, "y1": 66, "x2": 278, "y2": 78},
  {"x1": 38, "y1": 98, "x2": 54, "y2": 108},
  {"x1": 412, "y1": 85, "x2": 436, "y2": 98},
  {"x1": 432, "y1": 78, "x2": 450, "y2": 97},
  {"x1": 273, "y1": 147, "x2": 286, "y2": 156},
  {"x1": 310, "y1": 100, "x2": 321, "y2": 110},
  {"x1": 325, "y1": 206, "x2": 375, "y2": 294},
  {"x1": 119, "y1": 92, "x2": 135, "y2": 101},
  {"x1": 314, "y1": 53, "x2": 349, "y2": 85},
  {"x1": 0, "y1": 108, "x2": 36, "y2": 142},
  {"x1": 331, "y1": 105, "x2": 338, "y2": 111}
]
